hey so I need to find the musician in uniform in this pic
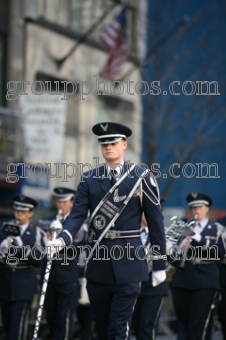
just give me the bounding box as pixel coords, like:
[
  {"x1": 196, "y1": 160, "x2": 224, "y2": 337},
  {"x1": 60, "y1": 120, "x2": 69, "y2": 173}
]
[
  {"x1": 0, "y1": 195, "x2": 46, "y2": 340},
  {"x1": 168, "y1": 192, "x2": 222, "y2": 340},
  {"x1": 215, "y1": 215, "x2": 226, "y2": 340},
  {"x1": 46, "y1": 122, "x2": 167, "y2": 340},
  {"x1": 132, "y1": 212, "x2": 168, "y2": 340},
  {"x1": 41, "y1": 187, "x2": 83, "y2": 340}
]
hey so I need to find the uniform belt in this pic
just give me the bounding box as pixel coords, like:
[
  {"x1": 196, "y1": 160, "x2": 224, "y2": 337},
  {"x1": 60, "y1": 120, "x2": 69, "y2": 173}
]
[
  {"x1": 101, "y1": 230, "x2": 141, "y2": 240},
  {"x1": 194, "y1": 259, "x2": 215, "y2": 265},
  {"x1": 56, "y1": 249, "x2": 77, "y2": 259},
  {"x1": 4, "y1": 264, "x2": 32, "y2": 269},
  {"x1": 186, "y1": 259, "x2": 214, "y2": 265}
]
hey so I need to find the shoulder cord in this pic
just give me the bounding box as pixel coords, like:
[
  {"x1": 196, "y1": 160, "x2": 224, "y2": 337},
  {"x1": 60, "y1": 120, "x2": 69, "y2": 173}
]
[
  {"x1": 142, "y1": 172, "x2": 161, "y2": 206},
  {"x1": 215, "y1": 222, "x2": 224, "y2": 244},
  {"x1": 216, "y1": 222, "x2": 226, "y2": 253}
]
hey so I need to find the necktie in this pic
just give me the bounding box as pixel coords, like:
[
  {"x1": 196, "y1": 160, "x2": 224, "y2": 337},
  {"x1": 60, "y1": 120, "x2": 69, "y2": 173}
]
[
  {"x1": 197, "y1": 223, "x2": 202, "y2": 230},
  {"x1": 194, "y1": 222, "x2": 202, "y2": 234},
  {"x1": 110, "y1": 169, "x2": 117, "y2": 187}
]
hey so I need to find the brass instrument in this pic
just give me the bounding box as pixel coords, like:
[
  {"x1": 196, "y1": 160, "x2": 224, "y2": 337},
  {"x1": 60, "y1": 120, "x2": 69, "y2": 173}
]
[
  {"x1": 145, "y1": 216, "x2": 196, "y2": 273},
  {"x1": 178, "y1": 213, "x2": 198, "y2": 268},
  {"x1": 2, "y1": 220, "x2": 20, "y2": 237},
  {"x1": 0, "y1": 220, "x2": 21, "y2": 260},
  {"x1": 165, "y1": 216, "x2": 196, "y2": 246}
]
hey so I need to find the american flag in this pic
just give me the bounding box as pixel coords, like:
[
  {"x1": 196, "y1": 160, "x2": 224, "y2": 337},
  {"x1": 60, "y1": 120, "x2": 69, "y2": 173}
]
[{"x1": 99, "y1": 6, "x2": 127, "y2": 80}]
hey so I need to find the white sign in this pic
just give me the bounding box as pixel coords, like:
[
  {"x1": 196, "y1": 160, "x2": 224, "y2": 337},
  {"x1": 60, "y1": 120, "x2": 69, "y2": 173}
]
[{"x1": 20, "y1": 93, "x2": 67, "y2": 162}]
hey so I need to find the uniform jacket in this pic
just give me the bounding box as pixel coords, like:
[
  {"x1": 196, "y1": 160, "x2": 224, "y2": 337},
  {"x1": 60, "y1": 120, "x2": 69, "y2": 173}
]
[
  {"x1": 0, "y1": 225, "x2": 46, "y2": 301},
  {"x1": 140, "y1": 232, "x2": 168, "y2": 297},
  {"x1": 169, "y1": 220, "x2": 222, "y2": 290},
  {"x1": 216, "y1": 216, "x2": 226, "y2": 287},
  {"x1": 59, "y1": 164, "x2": 166, "y2": 285}
]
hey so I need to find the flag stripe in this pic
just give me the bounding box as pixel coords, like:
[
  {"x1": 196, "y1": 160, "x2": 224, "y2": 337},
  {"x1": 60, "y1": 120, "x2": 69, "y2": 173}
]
[{"x1": 99, "y1": 5, "x2": 127, "y2": 80}]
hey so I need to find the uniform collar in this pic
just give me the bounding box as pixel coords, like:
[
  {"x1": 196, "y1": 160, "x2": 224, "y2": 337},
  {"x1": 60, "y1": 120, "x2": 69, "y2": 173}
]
[
  {"x1": 194, "y1": 218, "x2": 209, "y2": 233},
  {"x1": 19, "y1": 223, "x2": 29, "y2": 235},
  {"x1": 61, "y1": 212, "x2": 70, "y2": 221},
  {"x1": 106, "y1": 161, "x2": 124, "y2": 178}
]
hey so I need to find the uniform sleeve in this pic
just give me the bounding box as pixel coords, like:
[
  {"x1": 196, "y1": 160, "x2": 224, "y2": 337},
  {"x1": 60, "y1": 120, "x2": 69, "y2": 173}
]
[
  {"x1": 142, "y1": 175, "x2": 166, "y2": 271},
  {"x1": 25, "y1": 227, "x2": 47, "y2": 267},
  {"x1": 59, "y1": 179, "x2": 90, "y2": 246}
]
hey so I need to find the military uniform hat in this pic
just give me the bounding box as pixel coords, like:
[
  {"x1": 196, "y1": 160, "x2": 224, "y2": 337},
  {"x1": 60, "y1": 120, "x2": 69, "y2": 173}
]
[
  {"x1": 53, "y1": 187, "x2": 76, "y2": 201},
  {"x1": 13, "y1": 195, "x2": 38, "y2": 211},
  {"x1": 186, "y1": 192, "x2": 213, "y2": 207},
  {"x1": 92, "y1": 122, "x2": 132, "y2": 144}
]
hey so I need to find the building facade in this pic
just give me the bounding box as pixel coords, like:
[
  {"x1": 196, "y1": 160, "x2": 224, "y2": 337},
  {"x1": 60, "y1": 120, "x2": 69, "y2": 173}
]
[{"x1": 0, "y1": 0, "x2": 148, "y2": 219}]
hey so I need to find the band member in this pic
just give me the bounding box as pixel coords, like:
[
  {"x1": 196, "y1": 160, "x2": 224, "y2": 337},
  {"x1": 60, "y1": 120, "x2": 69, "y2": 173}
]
[
  {"x1": 132, "y1": 212, "x2": 168, "y2": 340},
  {"x1": 74, "y1": 216, "x2": 96, "y2": 340},
  {"x1": 216, "y1": 215, "x2": 226, "y2": 340},
  {"x1": 46, "y1": 122, "x2": 167, "y2": 340},
  {"x1": 168, "y1": 192, "x2": 222, "y2": 340},
  {"x1": 41, "y1": 187, "x2": 83, "y2": 340},
  {"x1": 0, "y1": 195, "x2": 46, "y2": 340}
]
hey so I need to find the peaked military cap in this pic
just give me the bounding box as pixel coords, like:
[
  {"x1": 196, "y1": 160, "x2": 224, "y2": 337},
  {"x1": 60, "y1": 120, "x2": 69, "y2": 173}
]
[
  {"x1": 53, "y1": 187, "x2": 76, "y2": 201},
  {"x1": 13, "y1": 195, "x2": 38, "y2": 211},
  {"x1": 92, "y1": 122, "x2": 132, "y2": 144},
  {"x1": 186, "y1": 192, "x2": 212, "y2": 207}
]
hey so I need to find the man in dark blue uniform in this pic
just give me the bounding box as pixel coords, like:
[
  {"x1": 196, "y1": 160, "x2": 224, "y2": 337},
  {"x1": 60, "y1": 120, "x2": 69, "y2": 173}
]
[
  {"x1": 168, "y1": 192, "x2": 222, "y2": 340},
  {"x1": 46, "y1": 122, "x2": 167, "y2": 340},
  {"x1": 132, "y1": 212, "x2": 168, "y2": 340},
  {"x1": 0, "y1": 195, "x2": 46, "y2": 340},
  {"x1": 41, "y1": 187, "x2": 83, "y2": 340},
  {"x1": 215, "y1": 215, "x2": 226, "y2": 340}
]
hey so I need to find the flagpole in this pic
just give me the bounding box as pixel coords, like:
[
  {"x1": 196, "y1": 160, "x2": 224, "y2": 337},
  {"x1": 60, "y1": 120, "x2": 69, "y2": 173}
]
[{"x1": 51, "y1": 2, "x2": 118, "y2": 68}]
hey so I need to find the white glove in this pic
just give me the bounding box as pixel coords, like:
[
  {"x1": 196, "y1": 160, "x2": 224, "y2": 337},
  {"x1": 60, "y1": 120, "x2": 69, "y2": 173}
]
[
  {"x1": 46, "y1": 238, "x2": 65, "y2": 258},
  {"x1": 152, "y1": 270, "x2": 166, "y2": 287},
  {"x1": 0, "y1": 237, "x2": 13, "y2": 255},
  {"x1": 180, "y1": 237, "x2": 191, "y2": 249},
  {"x1": 166, "y1": 240, "x2": 173, "y2": 255},
  {"x1": 11, "y1": 236, "x2": 23, "y2": 247},
  {"x1": 78, "y1": 277, "x2": 90, "y2": 305},
  {"x1": 191, "y1": 232, "x2": 201, "y2": 243}
]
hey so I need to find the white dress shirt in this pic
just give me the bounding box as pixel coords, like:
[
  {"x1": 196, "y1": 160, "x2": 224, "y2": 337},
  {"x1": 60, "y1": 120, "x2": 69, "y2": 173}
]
[{"x1": 106, "y1": 161, "x2": 124, "y2": 181}]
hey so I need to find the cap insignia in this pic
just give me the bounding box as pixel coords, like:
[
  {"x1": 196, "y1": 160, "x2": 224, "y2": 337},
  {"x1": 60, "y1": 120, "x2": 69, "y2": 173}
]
[
  {"x1": 100, "y1": 123, "x2": 108, "y2": 132},
  {"x1": 192, "y1": 192, "x2": 198, "y2": 198}
]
